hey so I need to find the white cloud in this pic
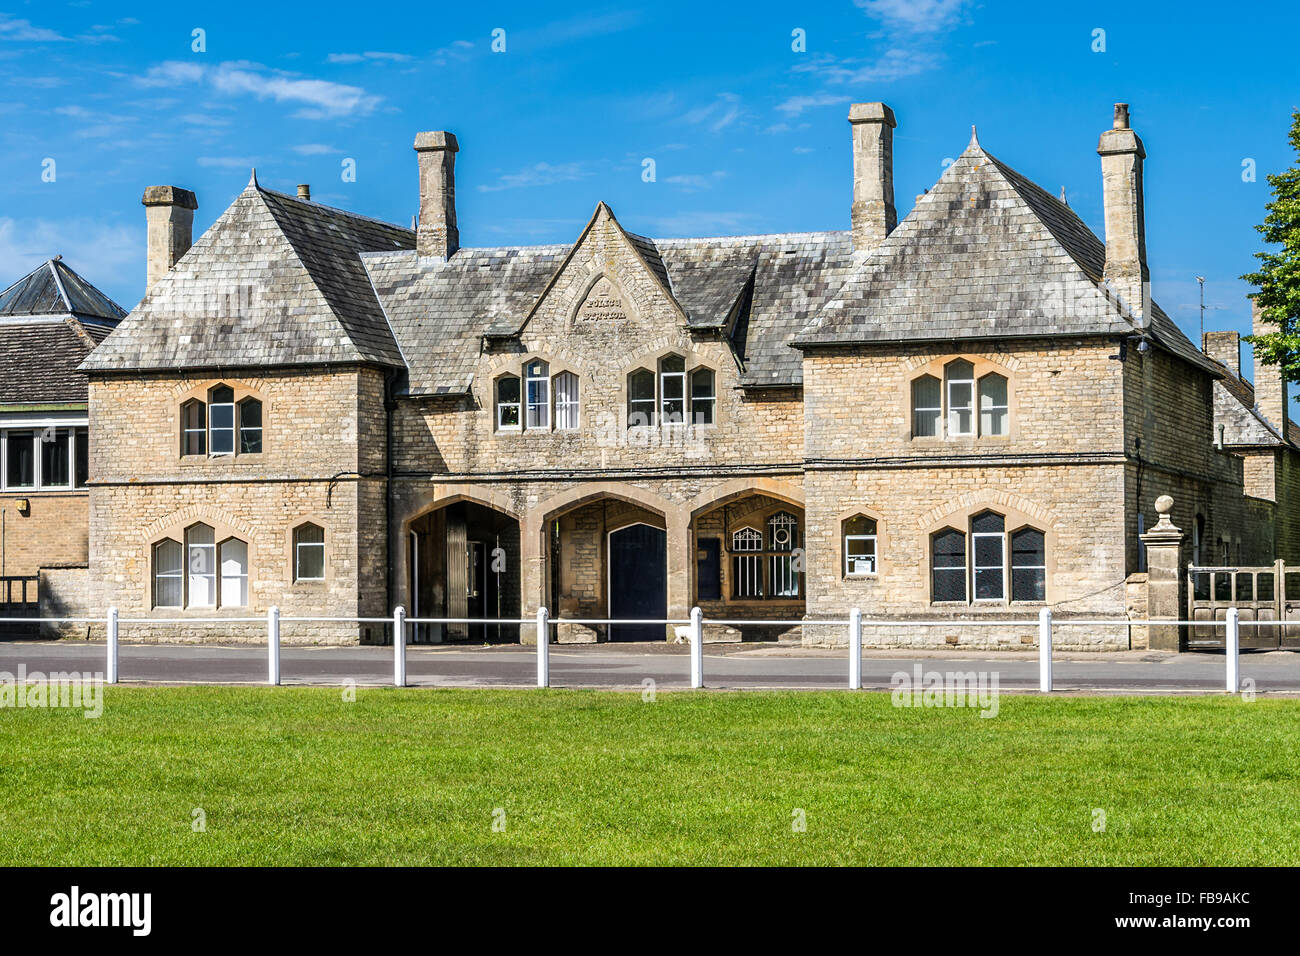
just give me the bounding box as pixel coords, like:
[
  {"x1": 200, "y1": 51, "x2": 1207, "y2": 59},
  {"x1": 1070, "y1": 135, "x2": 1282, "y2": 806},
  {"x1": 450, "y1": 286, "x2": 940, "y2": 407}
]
[
  {"x1": 477, "y1": 162, "x2": 588, "y2": 193},
  {"x1": 197, "y1": 156, "x2": 260, "y2": 168},
  {"x1": 292, "y1": 143, "x2": 337, "y2": 155},
  {"x1": 854, "y1": 0, "x2": 971, "y2": 33},
  {"x1": 644, "y1": 211, "x2": 758, "y2": 237},
  {"x1": 326, "y1": 51, "x2": 412, "y2": 64},
  {"x1": 682, "y1": 93, "x2": 742, "y2": 133},
  {"x1": 792, "y1": 48, "x2": 941, "y2": 85},
  {"x1": 0, "y1": 15, "x2": 68, "y2": 42},
  {"x1": 134, "y1": 60, "x2": 380, "y2": 119},
  {"x1": 776, "y1": 93, "x2": 848, "y2": 116}
]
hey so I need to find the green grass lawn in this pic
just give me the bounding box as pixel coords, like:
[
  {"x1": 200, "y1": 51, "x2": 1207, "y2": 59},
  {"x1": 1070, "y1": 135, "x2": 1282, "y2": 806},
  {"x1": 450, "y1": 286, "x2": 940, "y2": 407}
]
[{"x1": 1, "y1": 686, "x2": 1298, "y2": 865}]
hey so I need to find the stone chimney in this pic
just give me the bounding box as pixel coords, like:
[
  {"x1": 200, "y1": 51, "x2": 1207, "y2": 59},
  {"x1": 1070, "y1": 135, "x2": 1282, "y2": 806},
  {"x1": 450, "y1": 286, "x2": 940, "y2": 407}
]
[
  {"x1": 1202, "y1": 330, "x2": 1241, "y2": 377},
  {"x1": 142, "y1": 185, "x2": 198, "y2": 291},
  {"x1": 848, "y1": 102, "x2": 896, "y2": 255},
  {"x1": 1097, "y1": 103, "x2": 1149, "y2": 322},
  {"x1": 1252, "y1": 298, "x2": 1289, "y2": 434},
  {"x1": 414, "y1": 131, "x2": 459, "y2": 260},
  {"x1": 297, "y1": 184, "x2": 311, "y2": 200}
]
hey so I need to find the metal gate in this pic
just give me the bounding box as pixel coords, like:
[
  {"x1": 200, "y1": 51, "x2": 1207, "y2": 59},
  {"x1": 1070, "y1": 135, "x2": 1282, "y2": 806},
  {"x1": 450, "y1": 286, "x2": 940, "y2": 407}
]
[{"x1": 1188, "y1": 561, "x2": 1300, "y2": 649}]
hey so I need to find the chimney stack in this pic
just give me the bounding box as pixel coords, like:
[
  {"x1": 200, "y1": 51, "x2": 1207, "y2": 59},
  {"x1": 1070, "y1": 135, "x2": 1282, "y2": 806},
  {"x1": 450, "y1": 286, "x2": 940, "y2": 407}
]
[
  {"x1": 297, "y1": 184, "x2": 311, "y2": 200},
  {"x1": 414, "y1": 130, "x2": 459, "y2": 260},
  {"x1": 848, "y1": 102, "x2": 897, "y2": 255},
  {"x1": 142, "y1": 185, "x2": 198, "y2": 291},
  {"x1": 1252, "y1": 298, "x2": 1289, "y2": 434},
  {"x1": 1202, "y1": 330, "x2": 1241, "y2": 377},
  {"x1": 1097, "y1": 103, "x2": 1149, "y2": 322}
]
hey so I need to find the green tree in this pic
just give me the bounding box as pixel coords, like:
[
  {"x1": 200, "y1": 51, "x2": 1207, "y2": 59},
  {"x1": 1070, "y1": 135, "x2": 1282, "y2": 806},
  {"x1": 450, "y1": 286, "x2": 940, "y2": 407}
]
[{"x1": 1244, "y1": 110, "x2": 1300, "y2": 383}]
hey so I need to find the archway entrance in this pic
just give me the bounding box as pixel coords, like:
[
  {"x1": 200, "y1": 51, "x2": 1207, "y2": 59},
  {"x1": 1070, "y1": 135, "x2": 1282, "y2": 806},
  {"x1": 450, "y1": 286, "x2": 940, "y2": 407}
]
[
  {"x1": 407, "y1": 500, "x2": 520, "y2": 643},
  {"x1": 608, "y1": 523, "x2": 667, "y2": 642}
]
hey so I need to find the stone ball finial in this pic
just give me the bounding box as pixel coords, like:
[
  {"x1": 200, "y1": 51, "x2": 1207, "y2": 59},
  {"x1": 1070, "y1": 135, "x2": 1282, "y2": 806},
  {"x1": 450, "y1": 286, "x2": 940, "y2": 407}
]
[{"x1": 1155, "y1": 494, "x2": 1173, "y2": 515}]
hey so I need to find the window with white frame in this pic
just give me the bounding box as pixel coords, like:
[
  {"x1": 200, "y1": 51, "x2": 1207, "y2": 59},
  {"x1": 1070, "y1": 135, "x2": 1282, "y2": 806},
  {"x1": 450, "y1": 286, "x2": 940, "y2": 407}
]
[
  {"x1": 843, "y1": 515, "x2": 878, "y2": 577},
  {"x1": 554, "y1": 371, "x2": 579, "y2": 430},
  {"x1": 768, "y1": 512, "x2": 801, "y2": 598},
  {"x1": 945, "y1": 360, "x2": 975, "y2": 437},
  {"x1": 731, "y1": 527, "x2": 763, "y2": 599},
  {"x1": 294, "y1": 523, "x2": 326, "y2": 581},
  {"x1": 691, "y1": 368, "x2": 716, "y2": 425},
  {"x1": 659, "y1": 355, "x2": 686, "y2": 425},
  {"x1": 220, "y1": 538, "x2": 249, "y2": 607},
  {"x1": 153, "y1": 539, "x2": 183, "y2": 608},
  {"x1": 911, "y1": 375, "x2": 941, "y2": 438},
  {"x1": 208, "y1": 385, "x2": 236, "y2": 456},
  {"x1": 971, "y1": 510, "x2": 1005, "y2": 601},
  {"x1": 496, "y1": 375, "x2": 521, "y2": 430},
  {"x1": 525, "y1": 360, "x2": 550, "y2": 429},
  {"x1": 0, "y1": 426, "x2": 89, "y2": 491},
  {"x1": 978, "y1": 373, "x2": 1008, "y2": 437},
  {"x1": 627, "y1": 369, "x2": 655, "y2": 427},
  {"x1": 186, "y1": 523, "x2": 217, "y2": 607}
]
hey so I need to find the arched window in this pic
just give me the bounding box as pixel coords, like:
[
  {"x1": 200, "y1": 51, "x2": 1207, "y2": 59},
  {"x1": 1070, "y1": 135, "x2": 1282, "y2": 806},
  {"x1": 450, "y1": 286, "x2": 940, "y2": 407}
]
[
  {"x1": 911, "y1": 375, "x2": 941, "y2": 438},
  {"x1": 627, "y1": 369, "x2": 655, "y2": 427},
  {"x1": 153, "y1": 538, "x2": 183, "y2": 608},
  {"x1": 496, "y1": 375, "x2": 521, "y2": 430},
  {"x1": 208, "y1": 385, "x2": 236, "y2": 456},
  {"x1": 971, "y1": 510, "x2": 1005, "y2": 601},
  {"x1": 731, "y1": 527, "x2": 763, "y2": 599},
  {"x1": 767, "y1": 512, "x2": 800, "y2": 598},
  {"x1": 945, "y1": 360, "x2": 975, "y2": 436},
  {"x1": 690, "y1": 368, "x2": 716, "y2": 425},
  {"x1": 978, "y1": 373, "x2": 1008, "y2": 436},
  {"x1": 294, "y1": 523, "x2": 326, "y2": 581},
  {"x1": 220, "y1": 538, "x2": 249, "y2": 607},
  {"x1": 931, "y1": 527, "x2": 967, "y2": 602},
  {"x1": 659, "y1": 355, "x2": 686, "y2": 424},
  {"x1": 181, "y1": 399, "x2": 206, "y2": 456},
  {"x1": 843, "y1": 515, "x2": 878, "y2": 577},
  {"x1": 185, "y1": 523, "x2": 217, "y2": 607},
  {"x1": 1010, "y1": 527, "x2": 1046, "y2": 602},
  {"x1": 554, "y1": 371, "x2": 579, "y2": 430},
  {"x1": 238, "y1": 398, "x2": 263, "y2": 453},
  {"x1": 525, "y1": 360, "x2": 550, "y2": 429}
]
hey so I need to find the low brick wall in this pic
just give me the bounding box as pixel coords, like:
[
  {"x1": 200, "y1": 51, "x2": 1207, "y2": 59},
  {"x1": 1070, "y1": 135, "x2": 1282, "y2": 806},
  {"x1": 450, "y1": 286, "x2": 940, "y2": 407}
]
[
  {"x1": 38, "y1": 565, "x2": 100, "y2": 641},
  {"x1": 803, "y1": 614, "x2": 1132, "y2": 650}
]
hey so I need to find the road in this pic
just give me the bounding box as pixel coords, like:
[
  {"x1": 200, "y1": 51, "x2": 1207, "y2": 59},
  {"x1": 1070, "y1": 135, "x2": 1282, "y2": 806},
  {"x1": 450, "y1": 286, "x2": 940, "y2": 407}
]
[{"x1": 1, "y1": 640, "x2": 1297, "y2": 694}]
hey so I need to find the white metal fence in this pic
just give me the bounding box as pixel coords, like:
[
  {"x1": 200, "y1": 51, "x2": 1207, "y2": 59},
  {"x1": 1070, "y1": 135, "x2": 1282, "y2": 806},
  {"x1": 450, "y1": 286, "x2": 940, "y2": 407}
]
[{"x1": 0, "y1": 605, "x2": 1267, "y2": 694}]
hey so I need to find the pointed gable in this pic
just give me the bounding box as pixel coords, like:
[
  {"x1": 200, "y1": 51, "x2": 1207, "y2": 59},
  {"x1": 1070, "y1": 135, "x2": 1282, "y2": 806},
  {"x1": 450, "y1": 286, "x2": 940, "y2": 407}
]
[{"x1": 82, "y1": 184, "x2": 413, "y2": 374}]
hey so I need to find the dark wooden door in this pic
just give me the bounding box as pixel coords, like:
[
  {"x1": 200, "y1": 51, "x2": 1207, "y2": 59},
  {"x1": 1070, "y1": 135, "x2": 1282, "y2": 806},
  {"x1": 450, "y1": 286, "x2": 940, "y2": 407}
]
[{"x1": 609, "y1": 524, "x2": 667, "y2": 642}]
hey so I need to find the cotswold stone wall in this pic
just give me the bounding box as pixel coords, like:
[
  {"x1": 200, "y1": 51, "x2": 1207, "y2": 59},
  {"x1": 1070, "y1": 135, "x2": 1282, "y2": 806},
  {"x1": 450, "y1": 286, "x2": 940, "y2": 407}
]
[
  {"x1": 84, "y1": 367, "x2": 388, "y2": 644},
  {"x1": 1, "y1": 491, "x2": 88, "y2": 576}
]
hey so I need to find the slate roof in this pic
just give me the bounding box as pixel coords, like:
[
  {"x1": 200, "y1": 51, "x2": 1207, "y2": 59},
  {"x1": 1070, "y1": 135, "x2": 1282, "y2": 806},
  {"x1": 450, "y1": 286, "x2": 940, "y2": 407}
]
[
  {"x1": 0, "y1": 259, "x2": 124, "y2": 405},
  {"x1": 793, "y1": 142, "x2": 1220, "y2": 377},
  {"x1": 1208, "y1": 358, "x2": 1297, "y2": 448},
  {"x1": 82, "y1": 180, "x2": 413, "y2": 373}
]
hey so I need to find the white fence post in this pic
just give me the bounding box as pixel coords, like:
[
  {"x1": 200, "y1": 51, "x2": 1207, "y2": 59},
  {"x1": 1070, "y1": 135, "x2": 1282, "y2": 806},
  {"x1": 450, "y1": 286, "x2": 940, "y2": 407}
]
[
  {"x1": 266, "y1": 606, "x2": 280, "y2": 685},
  {"x1": 536, "y1": 606, "x2": 549, "y2": 688},
  {"x1": 106, "y1": 607, "x2": 119, "y2": 685},
  {"x1": 393, "y1": 606, "x2": 406, "y2": 687},
  {"x1": 1038, "y1": 606, "x2": 1053, "y2": 693},
  {"x1": 848, "y1": 608, "x2": 862, "y2": 690},
  {"x1": 1225, "y1": 606, "x2": 1240, "y2": 694},
  {"x1": 690, "y1": 606, "x2": 704, "y2": 689}
]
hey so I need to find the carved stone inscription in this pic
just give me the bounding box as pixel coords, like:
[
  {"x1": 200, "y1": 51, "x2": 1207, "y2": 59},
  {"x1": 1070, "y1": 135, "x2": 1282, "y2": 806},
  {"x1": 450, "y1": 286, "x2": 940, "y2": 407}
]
[{"x1": 575, "y1": 275, "x2": 627, "y2": 325}]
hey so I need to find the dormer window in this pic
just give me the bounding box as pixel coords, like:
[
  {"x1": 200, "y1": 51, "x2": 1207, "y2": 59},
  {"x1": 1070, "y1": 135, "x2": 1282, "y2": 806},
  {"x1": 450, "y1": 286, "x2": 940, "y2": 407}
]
[
  {"x1": 180, "y1": 384, "x2": 264, "y2": 458},
  {"x1": 910, "y1": 360, "x2": 1010, "y2": 440}
]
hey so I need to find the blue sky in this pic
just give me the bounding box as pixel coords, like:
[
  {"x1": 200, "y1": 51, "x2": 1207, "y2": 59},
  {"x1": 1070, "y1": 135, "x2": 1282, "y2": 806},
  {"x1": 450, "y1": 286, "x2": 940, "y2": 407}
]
[{"x1": 2, "y1": 0, "x2": 1298, "y2": 399}]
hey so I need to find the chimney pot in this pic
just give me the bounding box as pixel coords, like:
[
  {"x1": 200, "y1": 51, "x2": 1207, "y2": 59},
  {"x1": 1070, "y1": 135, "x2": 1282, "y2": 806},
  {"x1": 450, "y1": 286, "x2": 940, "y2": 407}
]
[
  {"x1": 414, "y1": 131, "x2": 459, "y2": 260},
  {"x1": 1202, "y1": 330, "x2": 1241, "y2": 377},
  {"x1": 848, "y1": 102, "x2": 897, "y2": 255},
  {"x1": 141, "y1": 185, "x2": 198, "y2": 291},
  {"x1": 1097, "y1": 104, "x2": 1148, "y2": 322},
  {"x1": 297, "y1": 184, "x2": 311, "y2": 200}
]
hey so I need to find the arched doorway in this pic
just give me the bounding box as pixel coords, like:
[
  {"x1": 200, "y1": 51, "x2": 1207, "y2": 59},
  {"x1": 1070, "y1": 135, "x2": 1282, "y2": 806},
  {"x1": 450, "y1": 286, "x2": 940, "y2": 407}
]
[
  {"x1": 608, "y1": 523, "x2": 667, "y2": 641},
  {"x1": 407, "y1": 500, "x2": 520, "y2": 643}
]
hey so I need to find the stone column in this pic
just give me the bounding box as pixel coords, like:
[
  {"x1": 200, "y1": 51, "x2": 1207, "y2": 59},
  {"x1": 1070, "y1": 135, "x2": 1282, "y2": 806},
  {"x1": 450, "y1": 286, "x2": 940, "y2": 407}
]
[
  {"x1": 665, "y1": 510, "x2": 693, "y2": 641},
  {"x1": 1141, "y1": 495, "x2": 1185, "y2": 651},
  {"x1": 519, "y1": 511, "x2": 545, "y2": 645}
]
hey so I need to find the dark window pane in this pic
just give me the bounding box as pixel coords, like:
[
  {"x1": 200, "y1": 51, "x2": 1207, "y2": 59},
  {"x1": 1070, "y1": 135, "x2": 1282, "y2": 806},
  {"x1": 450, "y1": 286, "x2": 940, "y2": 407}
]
[
  {"x1": 1214, "y1": 573, "x2": 1231, "y2": 602},
  {"x1": 210, "y1": 385, "x2": 234, "y2": 404},
  {"x1": 182, "y1": 402, "x2": 206, "y2": 456},
  {"x1": 690, "y1": 369, "x2": 715, "y2": 425},
  {"x1": 239, "y1": 401, "x2": 263, "y2": 453},
  {"x1": 661, "y1": 355, "x2": 684, "y2": 373},
  {"x1": 1011, "y1": 528, "x2": 1044, "y2": 563},
  {"x1": 1011, "y1": 567, "x2": 1045, "y2": 602},
  {"x1": 5, "y1": 431, "x2": 34, "y2": 487},
  {"x1": 933, "y1": 568, "x2": 966, "y2": 602},
  {"x1": 40, "y1": 428, "x2": 71, "y2": 487},
  {"x1": 75, "y1": 428, "x2": 88, "y2": 487},
  {"x1": 974, "y1": 534, "x2": 1003, "y2": 566},
  {"x1": 932, "y1": 529, "x2": 965, "y2": 567},
  {"x1": 971, "y1": 511, "x2": 1004, "y2": 534},
  {"x1": 1258, "y1": 573, "x2": 1275, "y2": 602},
  {"x1": 1236, "y1": 575, "x2": 1253, "y2": 602},
  {"x1": 844, "y1": 515, "x2": 876, "y2": 536},
  {"x1": 1192, "y1": 571, "x2": 1211, "y2": 602},
  {"x1": 209, "y1": 402, "x2": 235, "y2": 455},
  {"x1": 974, "y1": 568, "x2": 1004, "y2": 600},
  {"x1": 497, "y1": 376, "x2": 519, "y2": 403},
  {"x1": 931, "y1": 528, "x2": 966, "y2": 601}
]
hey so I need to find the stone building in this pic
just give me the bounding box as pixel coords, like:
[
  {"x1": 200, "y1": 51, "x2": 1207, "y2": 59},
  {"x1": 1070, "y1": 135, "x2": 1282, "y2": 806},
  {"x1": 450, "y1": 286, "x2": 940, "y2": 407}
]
[
  {"x1": 75, "y1": 102, "x2": 1296, "y2": 648},
  {"x1": 0, "y1": 257, "x2": 124, "y2": 621}
]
